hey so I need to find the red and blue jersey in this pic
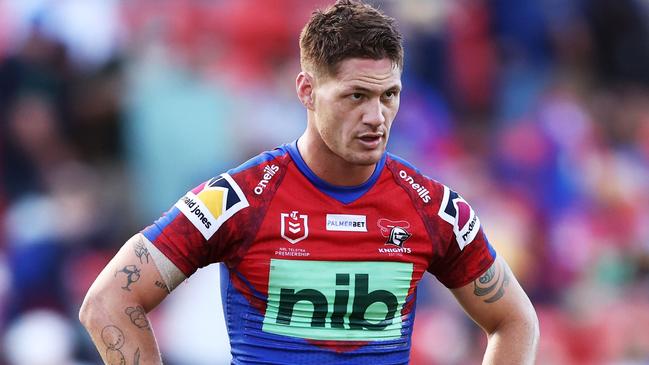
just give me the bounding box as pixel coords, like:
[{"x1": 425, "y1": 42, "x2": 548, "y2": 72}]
[{"x1": 143, "y1": 141, "x2": 496, "y2": 364}]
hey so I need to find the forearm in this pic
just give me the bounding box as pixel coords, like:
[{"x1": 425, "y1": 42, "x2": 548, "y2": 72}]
[
  {"x1": 450, "y1": 257, "x2": 540, "y2": 365},
  {"x1": 80, "y1": 234, "x2": 170, "y2": 365},
  {"x1": 80, "y1": 292, "x2": 162, "y2": 364},
  {"x1": 482, "y1": 316, "x2": 539, "y2": 365}
]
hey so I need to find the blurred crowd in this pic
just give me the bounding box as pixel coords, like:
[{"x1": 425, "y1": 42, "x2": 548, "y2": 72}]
[{"x1": 1, "y1": 0, "x2": 649, "y2": 364}]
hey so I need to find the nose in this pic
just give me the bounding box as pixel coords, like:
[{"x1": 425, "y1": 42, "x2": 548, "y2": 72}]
[{"x1": 362, "y1": 97, "x2": 386, "y2": 127}]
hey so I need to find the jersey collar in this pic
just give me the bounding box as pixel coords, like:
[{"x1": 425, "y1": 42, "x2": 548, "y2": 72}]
[{"x1": 283, "y1": 140, "x2": 386, "y2": 204}]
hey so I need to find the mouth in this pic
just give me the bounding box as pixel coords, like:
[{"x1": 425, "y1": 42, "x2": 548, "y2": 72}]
[{"x1": 357, "y1": 133, "x2": 383, "y2": 148}]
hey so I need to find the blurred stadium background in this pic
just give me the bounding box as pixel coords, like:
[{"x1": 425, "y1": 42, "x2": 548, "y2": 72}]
[{"x1": 1, "y1": 0, "x2": 649, "y2": 364}]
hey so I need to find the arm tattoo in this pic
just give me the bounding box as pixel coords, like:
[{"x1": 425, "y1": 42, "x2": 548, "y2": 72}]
[
  {"x1": 134, "y1": 348, "x2": 141, "y2": 365},
  {"x1": 134, "y1": 240, "x2": 151, "y2": 264},
  {"x1": 115, "y1": 265, "x2": 141, "y2": 291},
  {"x1": 125, "y1": 306, "x2": 151, "y2": 330},
  {"x1": 101, "y1": 325, "x2": 126, "y2": 365},
  {"x1": 473, "y1": 260, "x2": 510, "y2": 303},
  {"x1": 155, "y1": 280, "x2": 168, "y2": 292}
]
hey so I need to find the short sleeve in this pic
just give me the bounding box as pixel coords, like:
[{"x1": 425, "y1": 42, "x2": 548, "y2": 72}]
[
  {"x1": 429, "y1": 186, "x2": 497, "y2": 288},
  {"x1": 141, "y1": 173, "x2": 249, "y2": 277}
]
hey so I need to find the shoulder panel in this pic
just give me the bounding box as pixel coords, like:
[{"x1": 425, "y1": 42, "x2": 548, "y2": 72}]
[
  {"x1": 385, "y1": 154, "x2": 495, "y2": 288},
  {"x1": 437, "y1": 185, "x2": 481, "y2": 250},
  {"x1": 142, "y1": 146, "x2": 293, "y2": 276},
  {"x1": 227, "y1": 146, "x2": 292, "y2": 203},
  {"x1": 385, "y1": 154, "x2": 446, "y2": 250},
  {"x1": 211, "y1": 147, "x2": 294, "y2": 266},
  {"x1": 228, "y1": 146, "x2": 289, "y2": 175}
]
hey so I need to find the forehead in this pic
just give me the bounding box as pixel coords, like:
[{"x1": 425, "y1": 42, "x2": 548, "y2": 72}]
[{"x1": 325, "y1": 58, "x2": 402, "y2": 91}]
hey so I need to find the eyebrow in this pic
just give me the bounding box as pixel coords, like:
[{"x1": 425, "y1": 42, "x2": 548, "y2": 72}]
[{"x1": 344, "y1": 84, "x2": 401, "y2": 93}]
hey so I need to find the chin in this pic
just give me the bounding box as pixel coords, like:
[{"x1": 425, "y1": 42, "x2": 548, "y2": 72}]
[{"x1": 345, "y1": 151, "x2": 383, "y2": 166}]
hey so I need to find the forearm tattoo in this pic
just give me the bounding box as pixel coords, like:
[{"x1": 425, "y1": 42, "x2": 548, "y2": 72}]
[
  {"x1": 474, "y1": 260, "x2": 510, "y2": 303},
  {"x1": 134, "y1": 240, "x2": 151, "y2": 264},
  {"x1": 155, "y1": 280, "x2": 168, "y2": 292},
  {"x1": 125, "y1": 306, "x2": 151, "y2": 330},
  {"x1": 101, "y1": 325, "x2": 126, "y2": 365},
  {"x1": 115, "y1": 265, "x2": 141, "y2": 291}
]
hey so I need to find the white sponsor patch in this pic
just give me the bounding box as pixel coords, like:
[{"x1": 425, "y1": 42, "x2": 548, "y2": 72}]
[
  {"x1": 453, "y1": 205, "x2": 480, "y2": 250},
  {"x1": 175, "y1": 173, "x2": 249, "y2": 240},
  {"x1": 176, "y1": 192, "x2": 218, "y2": 239},
  {"x1": 438, "y1": 185, "x2": 481, "y2": 250},
  {"x1": 326, "y1": 214, "x2": 367, "y2": 232}
]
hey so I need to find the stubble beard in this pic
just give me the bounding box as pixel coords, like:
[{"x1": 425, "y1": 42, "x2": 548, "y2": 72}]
[{"x1": 340, "y1": 140, "x2": 386, "y2": 166}]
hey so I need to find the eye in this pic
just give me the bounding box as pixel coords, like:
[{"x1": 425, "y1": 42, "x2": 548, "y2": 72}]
[
  {"x1": 350, "y1": 93, "x2": 364, "y2": 101},
  {"x1": 384, "y1": 90, "x2": 398, "y2": 99}
]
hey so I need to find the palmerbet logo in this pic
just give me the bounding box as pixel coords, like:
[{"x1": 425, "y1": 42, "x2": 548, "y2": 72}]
[{"x1": 262, "y1": 260, "x2": 413, "y2": 341}]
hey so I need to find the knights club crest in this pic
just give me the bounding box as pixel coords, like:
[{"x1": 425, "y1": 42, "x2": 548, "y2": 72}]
[
  {"x1": 377, "y1": 218, "x2": 412, "y2": 247},
  {"x1": 280, "y1": 211, "x2": 309, "y2": 244}
]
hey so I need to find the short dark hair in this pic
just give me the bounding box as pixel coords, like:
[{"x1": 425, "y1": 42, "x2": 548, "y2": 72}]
[{"x1": 299, "y1": 0, "x2": 404, "y2": 77}]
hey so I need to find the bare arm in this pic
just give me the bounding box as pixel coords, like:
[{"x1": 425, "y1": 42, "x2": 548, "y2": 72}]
[
  {"x1": 79, "y1": 234, "x2": 173, "y2": 364},
  {"x1": 451, "y1": 255, "x2": 540, "y2": 365}
]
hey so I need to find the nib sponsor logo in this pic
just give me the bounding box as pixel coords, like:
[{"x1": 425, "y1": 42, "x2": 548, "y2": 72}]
[
  {"x1": 262, "y1": 260, "x2": 413, "y2": 341},
  {"x1": 398, "y1": 170, "x2": 431, "y2": 203},
  {"x1": 254, "y1": 164, "x2": 279, "y2": 195}
]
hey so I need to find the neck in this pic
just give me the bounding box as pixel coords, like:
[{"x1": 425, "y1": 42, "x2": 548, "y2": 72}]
[{"x1": 297, "y1": 131, "x2": 377, "y2": 187}]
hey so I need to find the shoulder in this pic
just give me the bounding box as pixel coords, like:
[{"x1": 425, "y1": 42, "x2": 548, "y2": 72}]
[
  {"x1": 225, "y1": 144, "x2": 293, "y2": 199},
  {"x1": 385, "y1": 153, "x2": 482, "y2": 249},
  {"x1": 384, "y1": 153, "x2": 445, "y2": 206},
  {"x1": 173, "y1": 145, "x2": 293, "y2": 240},
  {"x1": 228, "y1": 145, "x2": 292, "y2": 177}
]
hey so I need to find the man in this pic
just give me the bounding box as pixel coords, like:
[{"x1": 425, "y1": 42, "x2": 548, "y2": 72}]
[{"x1": 80, "y1": 1, "x2": 539, "y2": 364}]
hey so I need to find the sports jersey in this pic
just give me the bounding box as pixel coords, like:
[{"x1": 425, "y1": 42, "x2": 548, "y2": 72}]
[{"x1": 142, "y1": 141, "x2": 496, "y2": 365}]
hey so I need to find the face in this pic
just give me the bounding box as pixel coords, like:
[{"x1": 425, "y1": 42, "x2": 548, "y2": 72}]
[{"x1": 308, "y1": 58, "x2": 402, "y2": 166}]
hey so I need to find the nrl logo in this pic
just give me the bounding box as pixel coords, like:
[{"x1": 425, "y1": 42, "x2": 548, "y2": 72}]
[{"x1": 280, "y1": 211, "x2": 309, "y2": 244}]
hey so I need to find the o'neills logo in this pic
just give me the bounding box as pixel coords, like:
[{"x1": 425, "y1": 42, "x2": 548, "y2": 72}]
[
  {"x1": 254, "y1": 164, "x2": 279, "y2": 195},
  {"x1": 398, "y1": 170, "x2": 431, "y2": 203}
]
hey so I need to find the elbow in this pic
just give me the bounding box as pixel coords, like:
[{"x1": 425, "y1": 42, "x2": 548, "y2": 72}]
[
  {"x1": 79, "y1": 291, "x2": 104, "y2": 330},
  {"x1": 511, "y1": 302, "x2": 540, "y2": 355},
  {"x1": 515, "y1": 301, "x2": 540, "y2": 344},
  {"x1": 529, "y1": 307, "x2": 541, "y2": 349},
  {"x1": 517, "y1": 300, "x2": 541, "y2": 345},
  {"x1": 521, "y1": 307, "x2": 541, "y2": 364},
  {"x1": 78, "y1": 293, "x2": 93, "y2": 328},
  {"x1": 489, "y1": 303, "x2": 540, "y2": 349}
]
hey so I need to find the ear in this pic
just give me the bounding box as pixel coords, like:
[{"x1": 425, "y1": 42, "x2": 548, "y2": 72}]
[{"x1": 296, "y1": 71, "x2": 315, "y2": 110}]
